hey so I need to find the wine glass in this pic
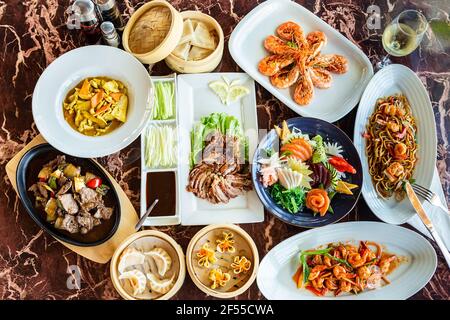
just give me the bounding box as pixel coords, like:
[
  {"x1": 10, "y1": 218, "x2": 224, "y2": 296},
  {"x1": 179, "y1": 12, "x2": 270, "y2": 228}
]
[{"x1": 377, "y1": 9, "x2": 428, "y2": 69}]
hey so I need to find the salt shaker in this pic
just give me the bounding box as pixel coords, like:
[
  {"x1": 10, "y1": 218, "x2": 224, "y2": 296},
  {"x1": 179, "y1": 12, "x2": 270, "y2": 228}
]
[{"x1": 100, "y1": 21, "x2": 120, "y2": 47}]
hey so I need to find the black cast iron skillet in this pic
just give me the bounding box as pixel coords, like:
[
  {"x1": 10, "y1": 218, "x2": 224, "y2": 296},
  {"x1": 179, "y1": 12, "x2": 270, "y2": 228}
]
[{"x1": 16, "y1": 144, "x2": 121, "y2": 246}]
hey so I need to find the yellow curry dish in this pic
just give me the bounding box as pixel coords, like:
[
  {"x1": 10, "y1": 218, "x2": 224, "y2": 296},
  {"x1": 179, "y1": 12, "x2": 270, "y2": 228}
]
[{"x1": 63, "y1": 77, "x2": 128, "y2": 136}]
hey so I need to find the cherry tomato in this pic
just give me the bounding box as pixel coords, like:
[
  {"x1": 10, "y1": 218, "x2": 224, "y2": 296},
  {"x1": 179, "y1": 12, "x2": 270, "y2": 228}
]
[
  {"x1": 86, "y1": 177, "x2": 102, "y2": 189},
  {"x1": 328, "y1": 156, "x2": 356, "y2": 174}
]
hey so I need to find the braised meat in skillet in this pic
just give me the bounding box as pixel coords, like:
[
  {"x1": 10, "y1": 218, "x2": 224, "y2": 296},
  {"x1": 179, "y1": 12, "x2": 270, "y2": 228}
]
[{"x1": 28, "y1": 155, "x2": 113, "y2": 235}]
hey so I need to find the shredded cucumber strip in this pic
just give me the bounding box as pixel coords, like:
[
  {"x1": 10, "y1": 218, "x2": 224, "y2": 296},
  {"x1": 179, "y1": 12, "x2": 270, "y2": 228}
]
[
  {"x1": 152, "y1": 81, "x2": 175, "y2": 120},
  {"x1": 144, "y1": 124, "x2": 177, "y2": 168}
]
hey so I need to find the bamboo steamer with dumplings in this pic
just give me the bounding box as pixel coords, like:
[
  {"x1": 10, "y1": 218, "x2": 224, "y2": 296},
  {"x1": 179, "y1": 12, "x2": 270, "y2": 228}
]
[
  {"x1": 122, "y1": 0, "x2": 183, "y2": 64},
  {"x1": 110, "y1": 230, "x2": 186, "y2": 300},
  {"x1": 165, "y1": 11, "x2": 225, "y2": 73},
  {"x1": 186, "y1": 224, "x2": 259, "y2": 299}
]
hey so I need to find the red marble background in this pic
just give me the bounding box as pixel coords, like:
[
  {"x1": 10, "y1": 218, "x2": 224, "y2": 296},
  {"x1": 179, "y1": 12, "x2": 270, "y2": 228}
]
[{"x1": 0, "y1": 0, "x2": 449, "y2": 299}]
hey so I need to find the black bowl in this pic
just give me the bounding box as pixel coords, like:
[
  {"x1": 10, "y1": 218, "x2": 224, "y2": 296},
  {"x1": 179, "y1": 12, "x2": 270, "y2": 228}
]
[
  {"x1": 16, "y1": 144, "x2": 121, "y2": 246},
  {"x1": 252, "y1": 117, "x2": 363, "y2": 228}
]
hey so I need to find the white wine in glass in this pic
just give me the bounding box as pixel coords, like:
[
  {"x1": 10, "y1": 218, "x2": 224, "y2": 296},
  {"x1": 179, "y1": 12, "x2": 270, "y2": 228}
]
[{"x1": 378, "y1": 10, "x2": 428, "y2": 68}]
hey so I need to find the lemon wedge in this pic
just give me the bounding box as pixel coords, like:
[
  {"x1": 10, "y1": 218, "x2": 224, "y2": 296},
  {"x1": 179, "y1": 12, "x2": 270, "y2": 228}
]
[
  {"x1": 227, "y1": 85, "x2": 250, "y2": 104},
  {"x1": 209, "y1": 77, "x2": 250, "y2": 105},
  {"x1": 209, "y1": 80, "x2": 229, "y2": 104}
]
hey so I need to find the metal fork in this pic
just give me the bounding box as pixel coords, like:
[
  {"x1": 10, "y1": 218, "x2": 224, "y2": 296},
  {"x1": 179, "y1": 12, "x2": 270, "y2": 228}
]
[{"x1": 412, "y1": 183, "x2": 450, "y2": 216}]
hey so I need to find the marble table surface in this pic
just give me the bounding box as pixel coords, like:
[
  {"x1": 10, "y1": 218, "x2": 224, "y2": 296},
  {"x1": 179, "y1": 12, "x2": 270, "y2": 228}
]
[{"x1": 0, "y1": 0, "x2": 449, "y2": 300}]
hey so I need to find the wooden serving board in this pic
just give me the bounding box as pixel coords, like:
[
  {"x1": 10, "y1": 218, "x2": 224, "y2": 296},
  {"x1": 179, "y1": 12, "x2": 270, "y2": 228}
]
[{"x1": 5, "y1": 134, "x2": 139, "y2": 264}]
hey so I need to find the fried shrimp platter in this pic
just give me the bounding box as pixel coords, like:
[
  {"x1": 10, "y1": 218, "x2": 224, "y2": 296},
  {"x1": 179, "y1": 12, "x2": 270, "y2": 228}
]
[{"x1": 258, "y1": 21, "x2": 349, "y2": 106}]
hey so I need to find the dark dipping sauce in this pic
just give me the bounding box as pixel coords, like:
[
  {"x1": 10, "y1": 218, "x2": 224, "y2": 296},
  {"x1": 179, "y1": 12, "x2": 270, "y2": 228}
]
[{"x1": 146, "y1": 172, "x2": 176, "y2": 216}]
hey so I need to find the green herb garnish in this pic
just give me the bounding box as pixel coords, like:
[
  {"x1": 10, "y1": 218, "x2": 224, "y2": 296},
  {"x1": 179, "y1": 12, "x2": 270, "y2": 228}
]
[
  {"x1": 298, "y1": 248, "x2": 333, "y2": 284},
  {"x1": 270, "y1": 183, "x2": 306, "y2": 214},
  {"x1": 287, "y1": 41, "x2": 298, "y2": 49}
]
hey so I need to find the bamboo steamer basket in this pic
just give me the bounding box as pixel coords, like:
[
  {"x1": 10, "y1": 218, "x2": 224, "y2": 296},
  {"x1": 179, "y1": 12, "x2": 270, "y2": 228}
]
[
  {"x1": 122, "y1": 0, "x2": 183, "y2": 64},
  {"x1": 110, "y1": 230, "x2": 185, "y2": 300},
  {"x1": 165, "y1": 11, "x2": 224, "y2": 73},
  {"x1": 186, "y1": 224, "x2": 259, "y2": 299}
]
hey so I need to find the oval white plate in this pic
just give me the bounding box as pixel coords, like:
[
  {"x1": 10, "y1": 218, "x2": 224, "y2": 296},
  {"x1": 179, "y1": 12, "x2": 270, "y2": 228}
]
[
  {"x1": 353, "y1": 64, "x2": 437, "y2": 225},
  {"x1": 257, "y1": 222, "x2": 437, "y2": 300},
  {"x1": 32, "y1": 45, "x2": 153, "y2": 158},
  {"x1": 229, "y1": 0, "x2": 373, "y2": 123}
]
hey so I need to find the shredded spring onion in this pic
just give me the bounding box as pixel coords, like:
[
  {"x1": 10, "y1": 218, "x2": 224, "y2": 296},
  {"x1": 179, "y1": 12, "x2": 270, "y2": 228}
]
[
  {"x1": 144, "y1": 124, "x2": 177, "y2": 168},
  {"x1": 152, "y1": 81, "x2": 175, "y2": 120}
]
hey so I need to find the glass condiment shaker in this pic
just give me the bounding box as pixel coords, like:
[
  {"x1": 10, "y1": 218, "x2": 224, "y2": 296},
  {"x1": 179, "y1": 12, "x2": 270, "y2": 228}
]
[
  {"x1": 94, "y1": 0, "x2": 124, "y2": 31},
  {"x1": 100, "y1": 21, "x2": 120, "y2": 47},
  {"x1": 70, "y1": 0, "x2": 100, "y2": 35}
]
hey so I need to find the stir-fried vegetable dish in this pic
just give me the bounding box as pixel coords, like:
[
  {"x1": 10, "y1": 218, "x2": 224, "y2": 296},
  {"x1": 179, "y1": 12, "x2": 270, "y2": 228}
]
[{"x1": 63, "y1": 77, "x2": 128, "y2": 136}]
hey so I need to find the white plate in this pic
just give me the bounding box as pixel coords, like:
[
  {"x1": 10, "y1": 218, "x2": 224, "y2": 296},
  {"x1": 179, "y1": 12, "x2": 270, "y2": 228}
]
[
  {"x1": 177, "y1": 73, "x2": 264, "y2": 226},
  {"x1": 140, "y1": 74, "x2": 181, "y2": 226},
  {"x1": 32, "y1": 45, "x2": 153, "y2": 158},
  {"x1": 353, "y1": 64, "x2": 437, "y2": 225},
  {"x1": 228, "y1": 0, "x2": 373, "y2": 123},
  {"x1": 257, "y1": 221, "x2": 437, "y2": 300}
]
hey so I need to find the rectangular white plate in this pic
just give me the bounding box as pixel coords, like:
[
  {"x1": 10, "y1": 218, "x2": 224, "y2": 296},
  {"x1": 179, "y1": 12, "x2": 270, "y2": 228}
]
[
  {"x1": 177, "y1": 72, "x2": 264, "y2": 226},
  {"x1": 140, "y1": 74, "x2": 181, "y2": 226},
  {"x1": 228, "y1": 0, "x2": 373, "y2": 123}
]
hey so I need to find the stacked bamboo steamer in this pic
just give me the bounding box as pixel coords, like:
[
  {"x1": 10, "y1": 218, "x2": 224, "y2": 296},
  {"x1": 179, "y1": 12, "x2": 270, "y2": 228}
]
[{"x1": 122, "y1": 0, "x2": 224, "y2": 73}]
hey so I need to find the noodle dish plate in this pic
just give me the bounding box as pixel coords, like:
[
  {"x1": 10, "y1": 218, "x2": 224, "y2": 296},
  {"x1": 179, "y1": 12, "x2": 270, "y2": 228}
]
[{"x1": 353, "y1": 64, "x2": 437, "y2": 225}]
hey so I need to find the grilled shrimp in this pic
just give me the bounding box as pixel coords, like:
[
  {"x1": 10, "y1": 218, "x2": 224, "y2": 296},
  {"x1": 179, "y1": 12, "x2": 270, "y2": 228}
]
[
  {"x1": 340, "y1": 280, "x2": 352, "y2": 293},
  {"x1": 270, "y1": 65, "x2": 300, "y2": 89},
  {"x1": 357, "y1": 265, "x2": 372, "y2": 280},
  {"x1": 379, "y1": 255, "x2": 397, "y2": 274},
  {"x1": 276, "y1": 21, "x2": 308, "y2": 49},
  {"x1": 308, "y1": 265, "x2": 328, "y2": 281},
  {"x1": 324, "y1": 277, "x2": 338, "y2": 290},
  {"x1": 306, "y1": 31, "x2": 327, "y2": 59},
  {"x1": 258, "y1": 55, "x2": 294, "y2": 76},
  {"x1": 348, "y1": 250, "x2": 370, "y2": 268},
  {"x1": 308, "y1": 67, "x2": 333, "y2": 89},
  {"x1": 310, "y1": 54, "x2": 349, "y2": 74},
  {"x1": 264, "y1": 35, "x2": 295, "y2": 55},
  {"x1": 293, "y1": 57, "x2": 314, "y2": 105},
  {"x1": 332, "y1": 265, "x2": 348, "y2": 280}
]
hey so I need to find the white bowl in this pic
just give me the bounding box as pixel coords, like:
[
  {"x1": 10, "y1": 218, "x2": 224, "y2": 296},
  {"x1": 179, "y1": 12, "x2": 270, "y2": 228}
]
[{"x1": 32, "y1": 45, "x2": 153, "y2": 158}]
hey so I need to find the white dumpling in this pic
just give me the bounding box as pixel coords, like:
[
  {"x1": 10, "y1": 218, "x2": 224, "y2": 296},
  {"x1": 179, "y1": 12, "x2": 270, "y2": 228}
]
[
  {"x1": 118, "y1": 247, "x2": 145, "y2": 274},
  {"x1": 146, "y1": 272, "x2": 175, "y2": 294},
  {"x1": 172, "y1": 42, "x2": 191, "y2": 61},
  {"x1": 179, "y1": 19, "x2": 195, "y2": 44},
  {"x1": 188, "y1": 46, "x2": 212, "y2": 61},
  {"x1": 119, "y1": 269, "x2": 147, "y2": 296},
  {"x1": 191, "y1": 21, "x2": 216, "y2": 50},
  {"x1": 144, "y1": 247, "x2": 172, "y2": 277}
]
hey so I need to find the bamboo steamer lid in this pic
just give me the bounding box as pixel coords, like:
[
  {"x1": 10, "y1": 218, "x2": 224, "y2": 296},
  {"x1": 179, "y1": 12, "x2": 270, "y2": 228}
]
[
  {"x1": 110, "y1": 230, "x2": 186, "y2": 300},
  {"x1": 122, "y1": 0, "x2": 183, "y2": 64},
  {"x1": 186, "y1": 224, "x2": 259, "y2": 299},
  {"x1": 165, "y1": 11, "x2": 224, "y2": 73}
]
